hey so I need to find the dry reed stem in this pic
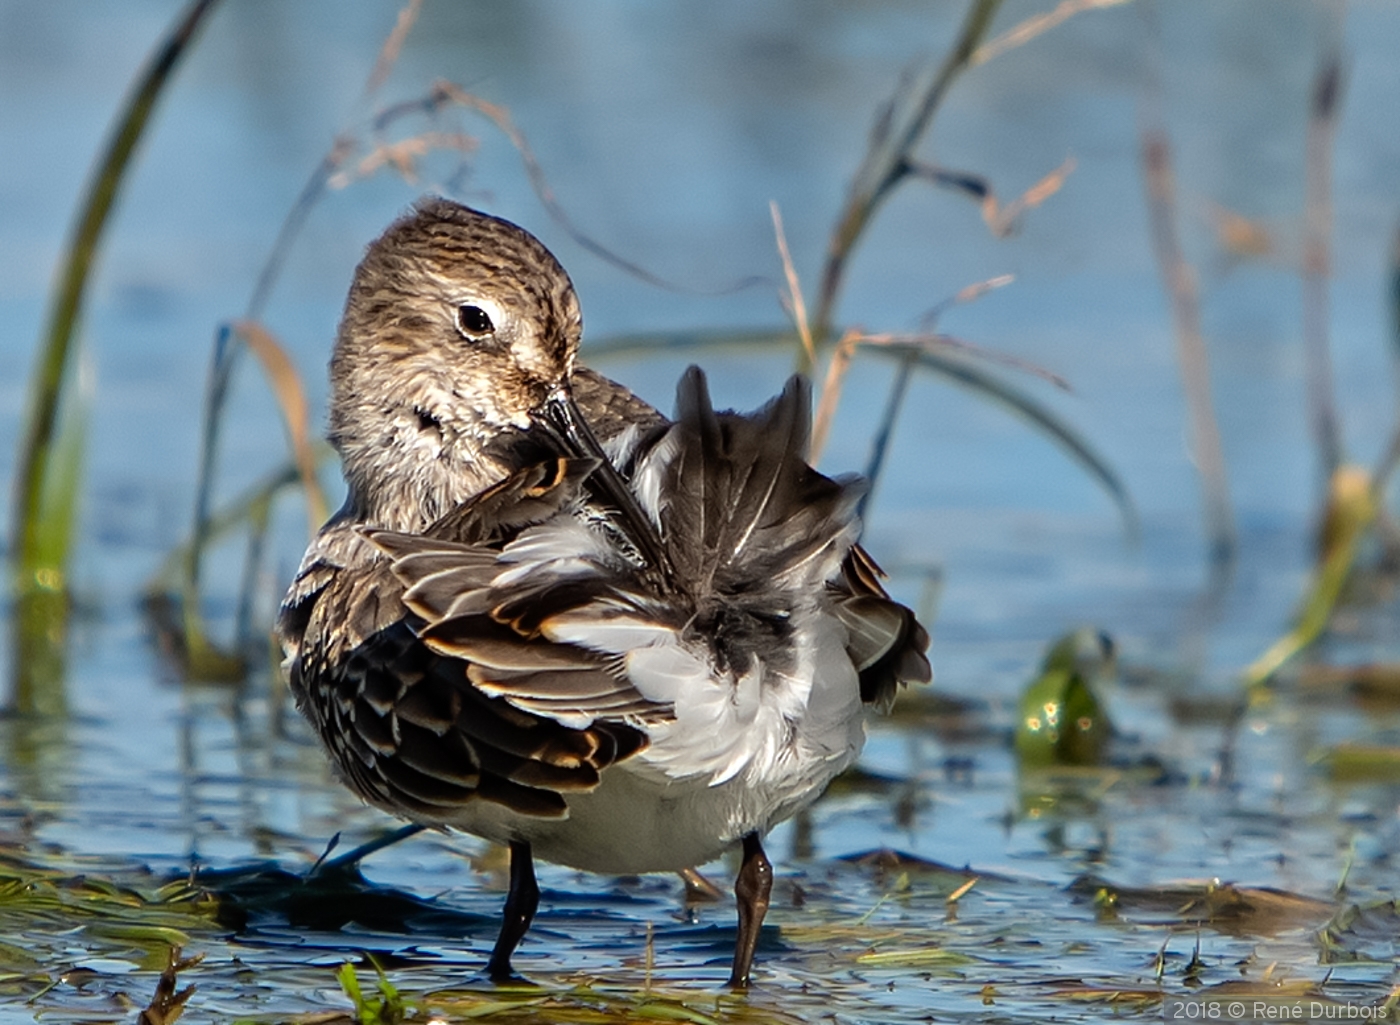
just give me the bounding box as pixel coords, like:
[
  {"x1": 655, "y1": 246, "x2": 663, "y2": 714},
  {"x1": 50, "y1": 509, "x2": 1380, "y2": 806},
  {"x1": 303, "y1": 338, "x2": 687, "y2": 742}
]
[
  {"x1": 363, "y1": 0, "x2": 422, "y2": 99},
  {"x1": 1204, "y1": 201, "x2": 1275, "y2": 262},
  {"x1": 860, "y1": 331, "x2": 1070, "y2": 390},
  {"x1": 430, "y1": 82, "x2": 756, "y2": 295},
  {"x1": 905, "y1": 156, "x2": 1076, "y2": 237},
  {"x1": 812, "y1": 0, "x2": 1004, "y2": 360},
  {"x1": 920, "y1": 273, "x2": 1015, "y2": 327},
  {"x1": 247, "y1": 0, "x2": 423, "y2": 320},
  {"x1": 971, "y1": 0, "x2": 1134, "y2": 67},
  {"x1": 808, "y1": 266, "x2": 1056, "y2": 466},
  {"x1": 809, "y1": 326, "x2": 1071, "y2": 467},
  {"x1": 983, "y1": 157, "x2": 1076, "y2": 236},
  {"x1": 770, "y1": 201, "x2": 815, "y2": 368},
  {"x1": 1377, "y1": 224, "x2": 1400, "y2": 492},
  {"x1": 811, "y1": 329, "x2": 862, "y2": 463},
  {"x1": 232, "y1": 321, "x2": 329, "y2": 534},
  {"x1": 1140, "y1": 128, "x2": 1235, "y2": 568},
  {"x1": 812, "y1": 0, "x2": 1125, "y2": 357},
  {"x1": 1303, "y1": 52, "x2": 1345, "y2": 484},
  {"x1": 183, "y1": 0, "x2": 425, "y2": 674},
  {"x1": 327, "y1": 130, "x2": 478, "y2": 189}
]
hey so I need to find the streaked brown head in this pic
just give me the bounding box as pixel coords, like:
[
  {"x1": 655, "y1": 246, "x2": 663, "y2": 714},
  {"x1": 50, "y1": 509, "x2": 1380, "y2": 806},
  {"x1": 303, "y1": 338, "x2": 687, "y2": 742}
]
[{"x1": 329, "y1": 199, "x2": 582, "y2": 527}]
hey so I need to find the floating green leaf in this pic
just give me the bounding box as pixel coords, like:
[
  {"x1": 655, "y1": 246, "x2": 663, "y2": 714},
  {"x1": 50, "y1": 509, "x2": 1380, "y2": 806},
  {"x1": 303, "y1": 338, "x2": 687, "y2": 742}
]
[{"x1": 1016, "y1": 629, "x2": 1115, "y2": 768}]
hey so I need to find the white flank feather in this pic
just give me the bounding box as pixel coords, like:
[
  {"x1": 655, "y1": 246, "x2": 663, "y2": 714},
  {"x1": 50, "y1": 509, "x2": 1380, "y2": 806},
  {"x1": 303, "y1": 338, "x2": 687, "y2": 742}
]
[
  {"x1": 542, "y1": 613, "x2": 678, "y2": 656},
  {"x1": 493, "y1": 519, "x2": 612, "y2": 586},
  {"x1": 624, "y1": 642, "x2": 710, "y2": 704},
  {"x1": 631, "y1": 431, "x2": 681, "y2": 529},
  {"x1": 601, "y1": 422, "x2": 644, "y2": 464}
]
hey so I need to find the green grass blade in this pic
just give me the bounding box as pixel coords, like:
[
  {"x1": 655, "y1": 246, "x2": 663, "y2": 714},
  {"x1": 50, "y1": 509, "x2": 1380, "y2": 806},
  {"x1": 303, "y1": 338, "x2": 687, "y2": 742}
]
[
  {"x1": 8, "y1": 0, "x2": 221, "y2": 704},
  {"x1": 28, "y1": 358, "x2": 90, "y2": 583},
  {"x1": 145, "y1": 461, "x2": 305, "y2": 599},
  {"x1": 10, "y1": 356, "x2": 92, "y2": 715},
  {"x1": 899, "y1": 345, "x2": 1138, "y2": 536}
]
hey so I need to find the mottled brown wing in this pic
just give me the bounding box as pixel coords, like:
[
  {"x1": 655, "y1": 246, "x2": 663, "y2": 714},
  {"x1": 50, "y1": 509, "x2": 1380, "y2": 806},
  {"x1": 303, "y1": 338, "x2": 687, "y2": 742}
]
[
  {"x1": 369, "y1": 458, "x2": 676, "y2": 724},
  {"x1": 279, "y1": 462, "x2": 654, "y2": 825}
]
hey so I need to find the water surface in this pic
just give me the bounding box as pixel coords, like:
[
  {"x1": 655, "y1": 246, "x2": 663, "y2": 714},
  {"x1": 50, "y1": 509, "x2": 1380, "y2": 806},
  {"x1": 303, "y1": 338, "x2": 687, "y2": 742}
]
[{"x1": 2, "y1": 2, "x2": 1400, "y2": 1021}]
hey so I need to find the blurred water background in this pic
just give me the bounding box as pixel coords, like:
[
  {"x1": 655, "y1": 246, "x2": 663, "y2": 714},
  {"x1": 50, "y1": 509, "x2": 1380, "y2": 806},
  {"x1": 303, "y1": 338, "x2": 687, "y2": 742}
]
[{"x1": 2, "y1": 2, "x2": 1400, "y2": 1021}]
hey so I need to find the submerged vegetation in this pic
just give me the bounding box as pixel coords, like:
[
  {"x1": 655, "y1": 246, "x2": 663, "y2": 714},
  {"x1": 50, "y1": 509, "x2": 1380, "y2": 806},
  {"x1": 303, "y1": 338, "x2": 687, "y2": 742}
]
[
  {"x1": 1, "y1": 820, "x2": 1397, "y2": 1022},
  {"x1": 7, "y1": 0, "x2": 1400, "y2": 1021}
]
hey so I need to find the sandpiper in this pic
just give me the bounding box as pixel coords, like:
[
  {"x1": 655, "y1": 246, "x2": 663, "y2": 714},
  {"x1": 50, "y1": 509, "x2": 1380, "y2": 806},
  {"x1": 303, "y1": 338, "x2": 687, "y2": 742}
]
[{"x1": 278, "y1": 198, "x2": 931, "y2": 986}]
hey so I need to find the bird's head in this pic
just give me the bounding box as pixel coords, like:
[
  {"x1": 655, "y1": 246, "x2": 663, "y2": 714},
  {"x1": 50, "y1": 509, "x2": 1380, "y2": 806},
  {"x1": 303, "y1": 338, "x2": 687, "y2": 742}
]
[{"x1": 329, "y1": 198, "x2": 583, "y2": 525}]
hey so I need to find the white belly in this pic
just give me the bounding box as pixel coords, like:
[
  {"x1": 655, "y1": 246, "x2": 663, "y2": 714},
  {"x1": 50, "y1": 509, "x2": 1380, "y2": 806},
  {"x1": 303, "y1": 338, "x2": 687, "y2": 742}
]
[
  {"x1": 439, "y1": 616, "x2": 867, "y2": 874},
  {"x1": 443, "y1": 725, "x2": 863, "y2": 873}
]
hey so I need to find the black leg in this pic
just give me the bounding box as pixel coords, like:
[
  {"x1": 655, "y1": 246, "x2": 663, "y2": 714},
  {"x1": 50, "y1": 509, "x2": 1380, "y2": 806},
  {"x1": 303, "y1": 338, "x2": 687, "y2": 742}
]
[
  {"x1": 727, "y1": 832, "x2": 772, "y2": 988},
  {"x1": 487, "y1": 840, "x2": 538, "y2": 982}
]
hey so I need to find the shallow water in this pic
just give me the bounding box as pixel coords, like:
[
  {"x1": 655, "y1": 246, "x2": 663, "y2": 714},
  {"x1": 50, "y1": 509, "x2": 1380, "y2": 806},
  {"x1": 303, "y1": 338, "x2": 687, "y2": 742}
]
[{"x1": 3, "y1": 1, "x2": 1400, "y2": 1021}]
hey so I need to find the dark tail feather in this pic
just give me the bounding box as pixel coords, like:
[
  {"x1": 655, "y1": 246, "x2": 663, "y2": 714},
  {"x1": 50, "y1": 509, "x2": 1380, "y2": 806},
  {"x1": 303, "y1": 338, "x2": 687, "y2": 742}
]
[
  {"x1": 836, "y1": 545, "x2": 932, "y2": 709},
  {"x1": 724, "y1": 375, "x2": 810, "y2": 561},
  {"x1": 664, "y1": 368, "x2": 850, "y2": 594}
]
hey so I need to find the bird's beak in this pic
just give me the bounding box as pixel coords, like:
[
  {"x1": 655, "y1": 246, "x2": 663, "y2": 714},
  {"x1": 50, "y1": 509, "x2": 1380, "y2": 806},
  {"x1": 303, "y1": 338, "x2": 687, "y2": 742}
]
[
  {"x1": 537, "y1": 383, "x2": 610, "y2": 464},
  {"x1": 533, "y1": 383, "x2": 675, "y2": 586}
]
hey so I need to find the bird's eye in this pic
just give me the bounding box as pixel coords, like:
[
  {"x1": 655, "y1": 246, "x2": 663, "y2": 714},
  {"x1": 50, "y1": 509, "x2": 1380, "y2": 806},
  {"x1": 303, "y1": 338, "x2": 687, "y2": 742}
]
[{"x1": 456, "y1": 304, "x2": 495, "y2": 338}]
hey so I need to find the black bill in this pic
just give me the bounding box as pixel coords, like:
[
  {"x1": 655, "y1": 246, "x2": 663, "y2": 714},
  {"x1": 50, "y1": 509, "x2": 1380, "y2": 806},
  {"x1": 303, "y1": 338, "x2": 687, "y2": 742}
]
[{"x1": 535, "y1": 385, "x2": 676, "y2": 587}]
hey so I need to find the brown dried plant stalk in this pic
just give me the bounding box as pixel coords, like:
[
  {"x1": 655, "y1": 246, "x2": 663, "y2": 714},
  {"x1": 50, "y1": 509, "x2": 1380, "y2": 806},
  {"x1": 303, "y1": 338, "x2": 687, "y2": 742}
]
[{"x1": 1139, "y1": 127, "x2": 1234, "y2": 570}]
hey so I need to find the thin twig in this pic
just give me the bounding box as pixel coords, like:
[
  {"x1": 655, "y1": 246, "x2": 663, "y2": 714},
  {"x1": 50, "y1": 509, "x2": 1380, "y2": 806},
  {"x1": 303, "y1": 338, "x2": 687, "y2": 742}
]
[
  {"x1": 1303, "y1": 51, "x2": 1346, "y2": 485},
  {"x1": 431, "y1": 81, "x2": 763, "y2": 296},
  {"x1": 1139, "y1": 127, "x2": 1235, "y2": 568},
  {"x1": 811, "y1": 329, "x2": 862, "y2": 463},
  {"x1": 812, "y1": 0, "x2": 1005, "y2": 364},
  {"x1": 770, "y1": 201, "x2": 815, "y2": 368},
  {"x1": 971, "y1": 0, "x2": 1133, "y2": 66}
]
